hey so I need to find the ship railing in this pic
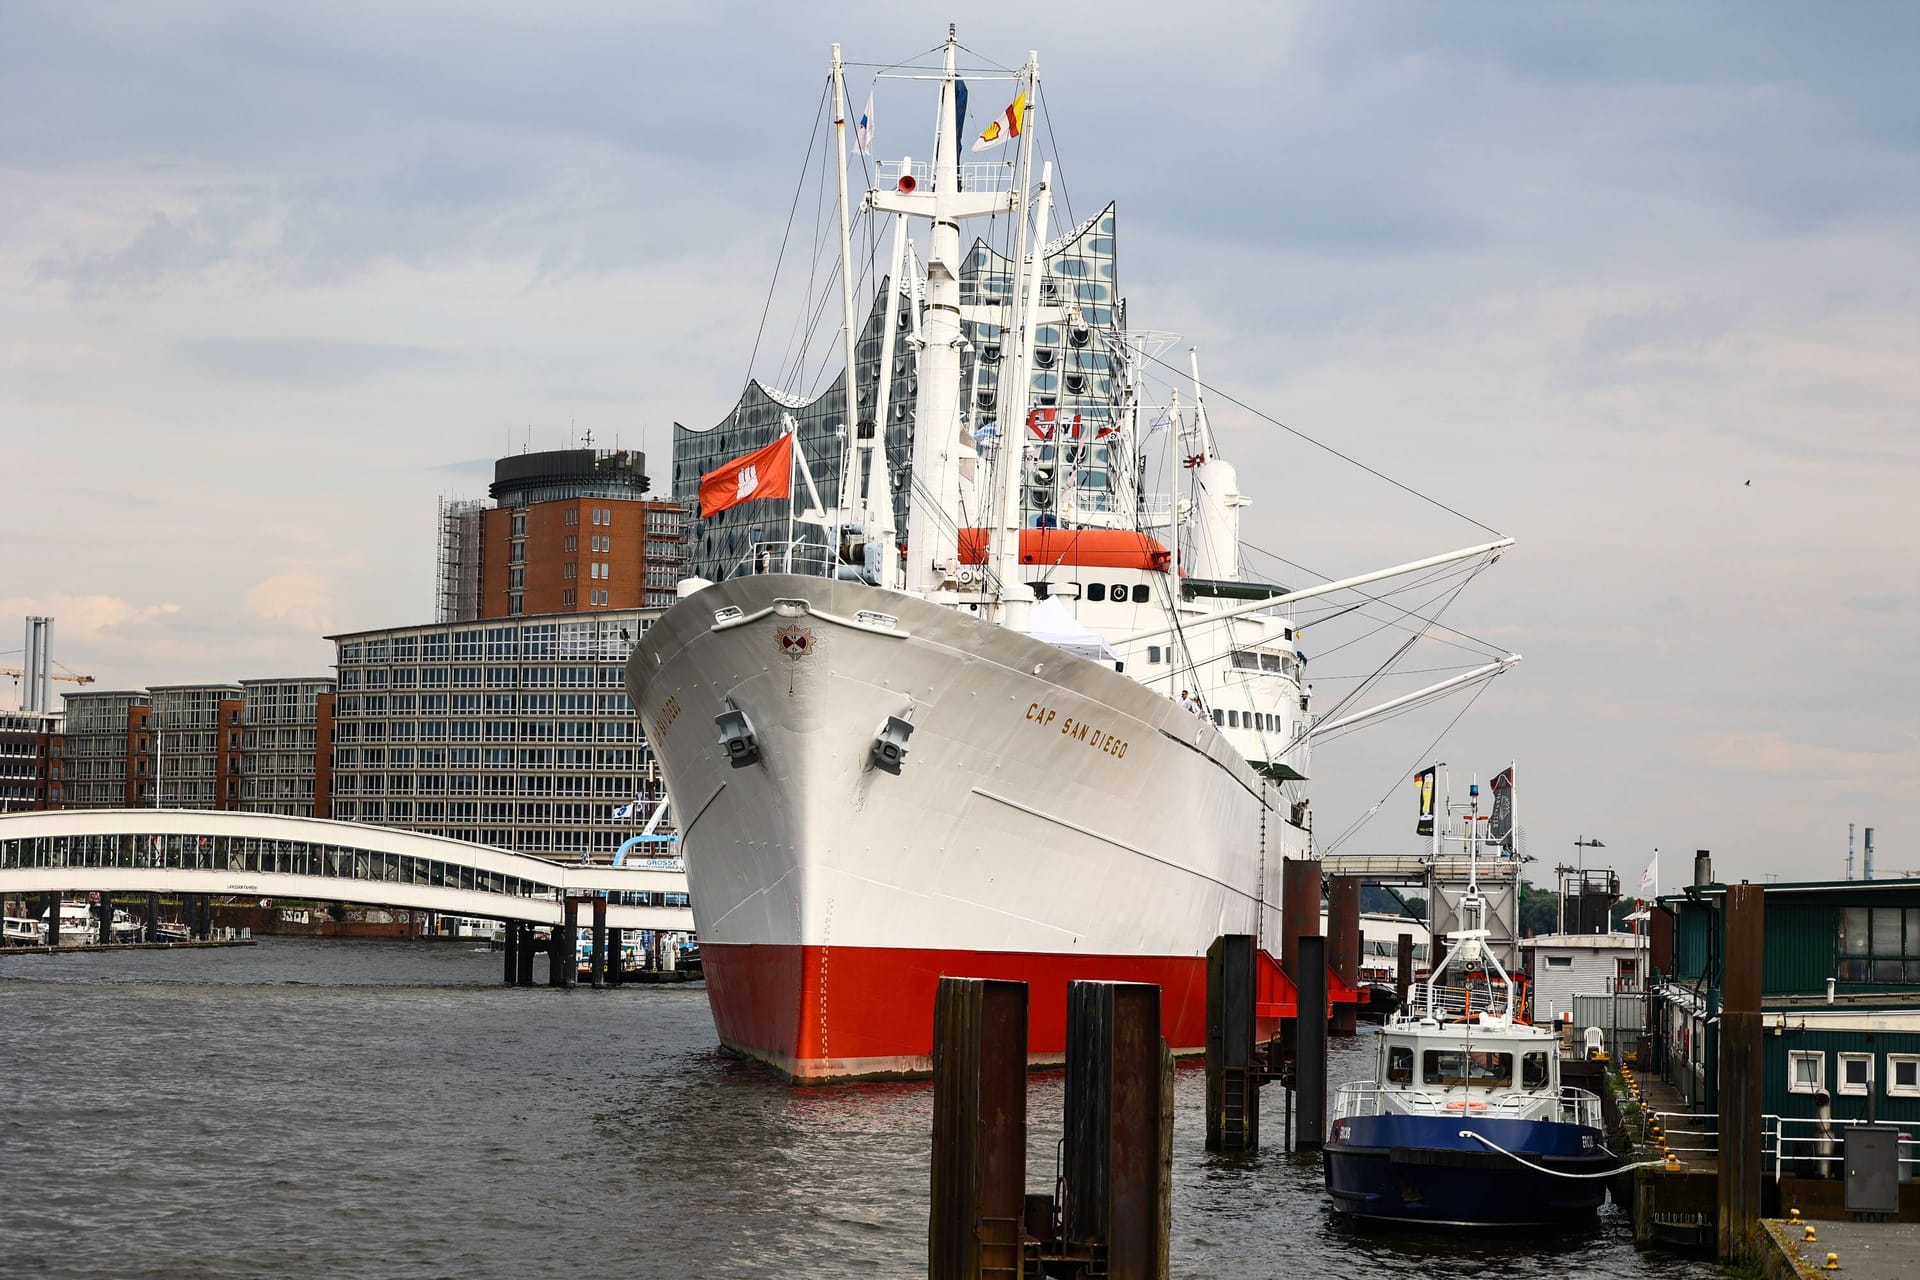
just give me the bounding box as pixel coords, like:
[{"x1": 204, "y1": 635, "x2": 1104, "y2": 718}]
[
  {"x1": 1767, "y1": 1114, "x2": 1920, "y2": 1182},
  {"x1": 723, "y1": 540, "x2": 837, "y2": 580},
  {"x1": 875, "y1": 159, "x2": 1013, "y2": 196},
  {"x1": 1558, "y1": 1086, "x2": 1604, "y2": 1130}
]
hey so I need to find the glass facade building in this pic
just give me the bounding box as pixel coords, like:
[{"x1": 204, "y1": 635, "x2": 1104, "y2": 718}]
[
  {"x1": 673, "y1": 204, "x2": 1124, "y2": 581},
  {"x1": 327, "y1": 609, "x2": 665, "y2": 859},
  {"x1": 238, "y1": 677, "x2": 336, "y2": 816},
  {"x1": 61, "y1": 691, "x2": 152, "y2": 809}
]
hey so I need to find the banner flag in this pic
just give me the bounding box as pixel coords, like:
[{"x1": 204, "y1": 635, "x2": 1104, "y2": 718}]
[
  {"x1": 1415, "y1": 766, "x2": 1436, "y2": 837},
  {"x1": 1488, "y1": 765, "x2": 1515, "y2": 853}
]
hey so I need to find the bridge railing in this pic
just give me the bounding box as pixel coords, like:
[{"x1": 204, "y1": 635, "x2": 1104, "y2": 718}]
[{"x1": 0, "y1": 827, "x2": 690, "y2": 912}]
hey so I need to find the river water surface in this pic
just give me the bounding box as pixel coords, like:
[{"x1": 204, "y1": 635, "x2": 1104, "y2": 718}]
[{"x1": 0, "y1": 940, "x2": 1715, "y2": 1279}]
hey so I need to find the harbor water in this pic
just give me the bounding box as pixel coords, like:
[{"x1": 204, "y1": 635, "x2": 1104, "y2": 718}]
[{"x1": 1, "y1": 940, "x2": 1715, "y2": 1279}]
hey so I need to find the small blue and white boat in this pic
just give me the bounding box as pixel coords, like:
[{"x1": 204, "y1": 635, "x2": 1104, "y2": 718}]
[{"x1": 1325, "y1": 819, "x2": 1613, "y2": 1226}]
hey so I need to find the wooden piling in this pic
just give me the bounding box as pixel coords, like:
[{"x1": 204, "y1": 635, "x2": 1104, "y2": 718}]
[
  {"x1": 46, "y1": 893, "x2": 62, "y2": 946},
  {"x1": 590, "y1": 897, "x2": 609, "y2": 990},
  {"x1": 144, "y1": 893, "x2": 160, "y2": 944},
  {"x1": 503, "y1": 921, "x2": 519, "y2": 985},
  {"x1": 1717, "y1": 883, "x2": 1765, "y2": 1263},
  {"x1": 515, "y1": 924, "x2": 536, "y2": 986},
  {"x1": 1327, "y1": 876, "x2": 1361, "y2": 1035},
  {"x1": 607, "y1": 927, "x2": 625, "y2": 985},
  {"x1": 1063, "y1": 980, "x2": 1170, "y2": 1280},
  {"x1": 928, "y1": 977, "x2": 1028, "y2": 1280},
  {"x1": 1295, "y1": 934, "x2": 1329, "y2": 1151},
  {"x1": 1205, "y1": 934, "x2": 1260, "y2": 1153}
]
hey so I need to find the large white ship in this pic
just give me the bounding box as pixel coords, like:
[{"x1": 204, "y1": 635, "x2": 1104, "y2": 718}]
[{"x1": 628, "y1": 29, "x2": 1516, "y2": 1082}]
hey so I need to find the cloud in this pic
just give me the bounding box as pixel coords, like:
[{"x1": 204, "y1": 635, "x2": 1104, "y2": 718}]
[
  {"x1": 244, "y1": 571, "x2": 338, "y2": 638},
  {"x1": 179, "y1": 337, "x2": 457, "y2": 386}
]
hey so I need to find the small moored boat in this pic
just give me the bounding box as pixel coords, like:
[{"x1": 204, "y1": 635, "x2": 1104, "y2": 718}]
[{"x1": 1325, "y1": 784, "x2": 1613, "y2": 1226}]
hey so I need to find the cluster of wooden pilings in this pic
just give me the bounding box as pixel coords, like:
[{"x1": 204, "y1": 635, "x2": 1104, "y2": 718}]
[
  {"x1": 927, "y1": 859, "x2": 1373, "y2": 1277},
  {"x1": 930, "y1": 976, "x2": 1174, "y2": 1280},
  {"x1": 499, "y1": 894, "x2": 669, "y2": 989}
]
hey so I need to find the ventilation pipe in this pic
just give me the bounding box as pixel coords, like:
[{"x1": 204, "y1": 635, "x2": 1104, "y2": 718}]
[{"x1": 1693, "y1": 849, "x2": 1713, "y2": 888}]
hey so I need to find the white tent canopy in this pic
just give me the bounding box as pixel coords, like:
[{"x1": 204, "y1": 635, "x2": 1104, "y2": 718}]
[{"x1": 1024, "y1": 597, "x2": 1118, "y2": 663}]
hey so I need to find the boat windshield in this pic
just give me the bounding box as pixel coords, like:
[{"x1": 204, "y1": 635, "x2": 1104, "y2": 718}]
[{"x1": 1422, "y1": 1049, "x2": 1513, "y2": 1088}]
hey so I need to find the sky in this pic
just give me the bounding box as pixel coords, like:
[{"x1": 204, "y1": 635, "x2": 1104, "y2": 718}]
[{"x1": 4, "y1": 2, "x2": 1916, "y2": 889}]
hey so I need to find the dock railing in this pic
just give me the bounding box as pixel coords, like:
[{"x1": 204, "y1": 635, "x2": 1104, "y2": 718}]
[
  {"x1": 1768, "y1": 1115, "x2": 1920, "y2": 1182},
  {"x1": 1643, "y1": 1108, "x2": 1719, "y2": 1156},
  {"x1": 1637, "y1": 1109, "x2": 1920, "y2": 1180}
]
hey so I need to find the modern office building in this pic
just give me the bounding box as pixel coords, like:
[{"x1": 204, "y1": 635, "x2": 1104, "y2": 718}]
[
  {"x1": 0, "y1": 710, "x2": 62, "y2": 812},
  {"x1": 326, "y1": 609, "x2": 665, "y2": 860},
  {"x1": 436, "y1": 448, "x2": 688, "y2": 621},
  {"x1": 149, "y1": 683, "x2": 245, "y2": 810},
  {"x1": 673, "y1": 205, "x2": 1124, "y2": 581},
  {"x1": 60, "y1": 690, "x2": 152, "y2": 809},
  {"x1": 238, "y1": 677, "x2": 337, "y2": 816}
]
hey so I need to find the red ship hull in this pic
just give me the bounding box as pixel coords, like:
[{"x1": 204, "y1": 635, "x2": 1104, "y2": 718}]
[{"x1": 702, "y1": 941, "x2": 1216, "y2": 1083}]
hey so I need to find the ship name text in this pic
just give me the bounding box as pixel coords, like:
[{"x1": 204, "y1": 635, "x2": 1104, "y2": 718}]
[{"x1": 1025, "y1": 702, "x2": 1130, "y2": 760}]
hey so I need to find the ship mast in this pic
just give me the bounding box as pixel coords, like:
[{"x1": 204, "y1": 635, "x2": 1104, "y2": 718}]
[
  {"x1": 830, "y1": 44, "x2": 863, "y2": 540},
  {"x1": 894, "y1": 30, "x2": 967, "y2": 594}
]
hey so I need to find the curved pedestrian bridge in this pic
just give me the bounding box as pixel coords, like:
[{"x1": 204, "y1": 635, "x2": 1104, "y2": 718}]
[{"x1": 0, "y1": 809, "x2": 693, "y2": 930}]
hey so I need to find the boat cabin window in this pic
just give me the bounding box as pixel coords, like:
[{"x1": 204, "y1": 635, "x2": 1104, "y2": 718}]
[
  {"x1": 1521, "y1": 1051, "x2": 1550, "y2": 1089},
  {"x1": 1423, "y1": 1049, "x2": 1513, "y2": 1087},
  {"x1": 1212, "y1": 709, "x2": 1224, "y2": 726},
  {"x1": 1147, "y1": 645, "x2": 1162, "y2": 664},
  {"x1": 1132, "y1": 584, "x2": 1150, "y2": 603},
  {"x1": 1086, "y1": 583, "x2": 1106, "y2": 602},
  {"x1": 1386, "y1": 1045, "x2": 1414, "y2": 1084}
]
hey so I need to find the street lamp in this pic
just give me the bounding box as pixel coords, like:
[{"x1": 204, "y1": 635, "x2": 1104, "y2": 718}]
[{"x1": 1572, "y1": 837, "x2": 1606, "y2": 933}]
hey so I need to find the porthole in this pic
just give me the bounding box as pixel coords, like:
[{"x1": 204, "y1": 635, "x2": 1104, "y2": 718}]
[
  {"x1": 1131, "y1": 584, "x2": 1149, "y2": 603},
  {"x1": 1086, "y1": 582, "x2": 1107, "y2": 602}
]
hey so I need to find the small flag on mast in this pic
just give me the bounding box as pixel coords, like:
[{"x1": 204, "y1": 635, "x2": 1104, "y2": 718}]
[
  {"x1": 854, "y1": 89, "x2": 874, "y2": 156},
  {"x1": 698, "y1": 432, "x2": 796, "y2": 517},
  {"x1": 972, "y1": 89, "x2": 1027, "y2": 152},
  {"x1": 1638, "y1": 850, "x2": 1659, "y2": 899}
]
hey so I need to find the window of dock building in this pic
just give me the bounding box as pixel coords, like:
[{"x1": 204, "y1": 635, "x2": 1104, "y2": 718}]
[
  {"x1": 1839, "y1": 906, "x2": 1920, "y2": 982},
  {"x1": 1837, "y1": 1052, "x2": 1874, "y2": 1097},
  {"x1": 1788, "y1": 1050, "x2": 1825, "y2": 1094},
  {"x1": 1889, "y1": 1054, "x2": 1920, "y2": 1099}
]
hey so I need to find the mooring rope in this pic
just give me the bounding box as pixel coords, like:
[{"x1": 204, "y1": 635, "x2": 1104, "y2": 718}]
[{"x1": 1456, "y1": 1130, "x2": 1668, "y2": 1179}]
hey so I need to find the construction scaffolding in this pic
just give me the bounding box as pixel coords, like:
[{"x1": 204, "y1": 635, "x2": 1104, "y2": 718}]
[{"x1": 436, "y1": 497, "x2": 487, "y2": 624}]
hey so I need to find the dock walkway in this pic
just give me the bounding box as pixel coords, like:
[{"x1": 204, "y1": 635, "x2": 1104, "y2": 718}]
[{"x1": 1761, "y1": 1217, "x2": 1920, "y2": 1280}]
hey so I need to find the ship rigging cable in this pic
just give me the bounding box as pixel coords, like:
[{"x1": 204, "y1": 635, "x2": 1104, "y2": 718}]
[
  {"x1": 1321, "y1": 680, "x2": 1491, "y2": 854},
  {"x1": 1138, "y1": 347, "x2": 1504, "y2": 538}
]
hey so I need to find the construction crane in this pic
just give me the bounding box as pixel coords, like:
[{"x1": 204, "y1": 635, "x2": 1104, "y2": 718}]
[
  {"x1": 0, "y1": 643, "x2": 96, "y2": 708},
  {"x1": 1, "y1": 665, "x2": 95, "y2": 687}
]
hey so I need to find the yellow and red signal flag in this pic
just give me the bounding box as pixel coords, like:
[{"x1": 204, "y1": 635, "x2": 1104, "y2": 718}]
[{"x1": 972, "y1": 90, "x2": 1027, "y2": 152}]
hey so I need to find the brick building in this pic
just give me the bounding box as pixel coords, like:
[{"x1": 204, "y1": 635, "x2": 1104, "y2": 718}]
[
  {"x1": 0, "y1": 710, "x2": 62, "y2": 812},
  {"x1": 438, "y1": 448, "x2": 687, "y2": 622}
]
